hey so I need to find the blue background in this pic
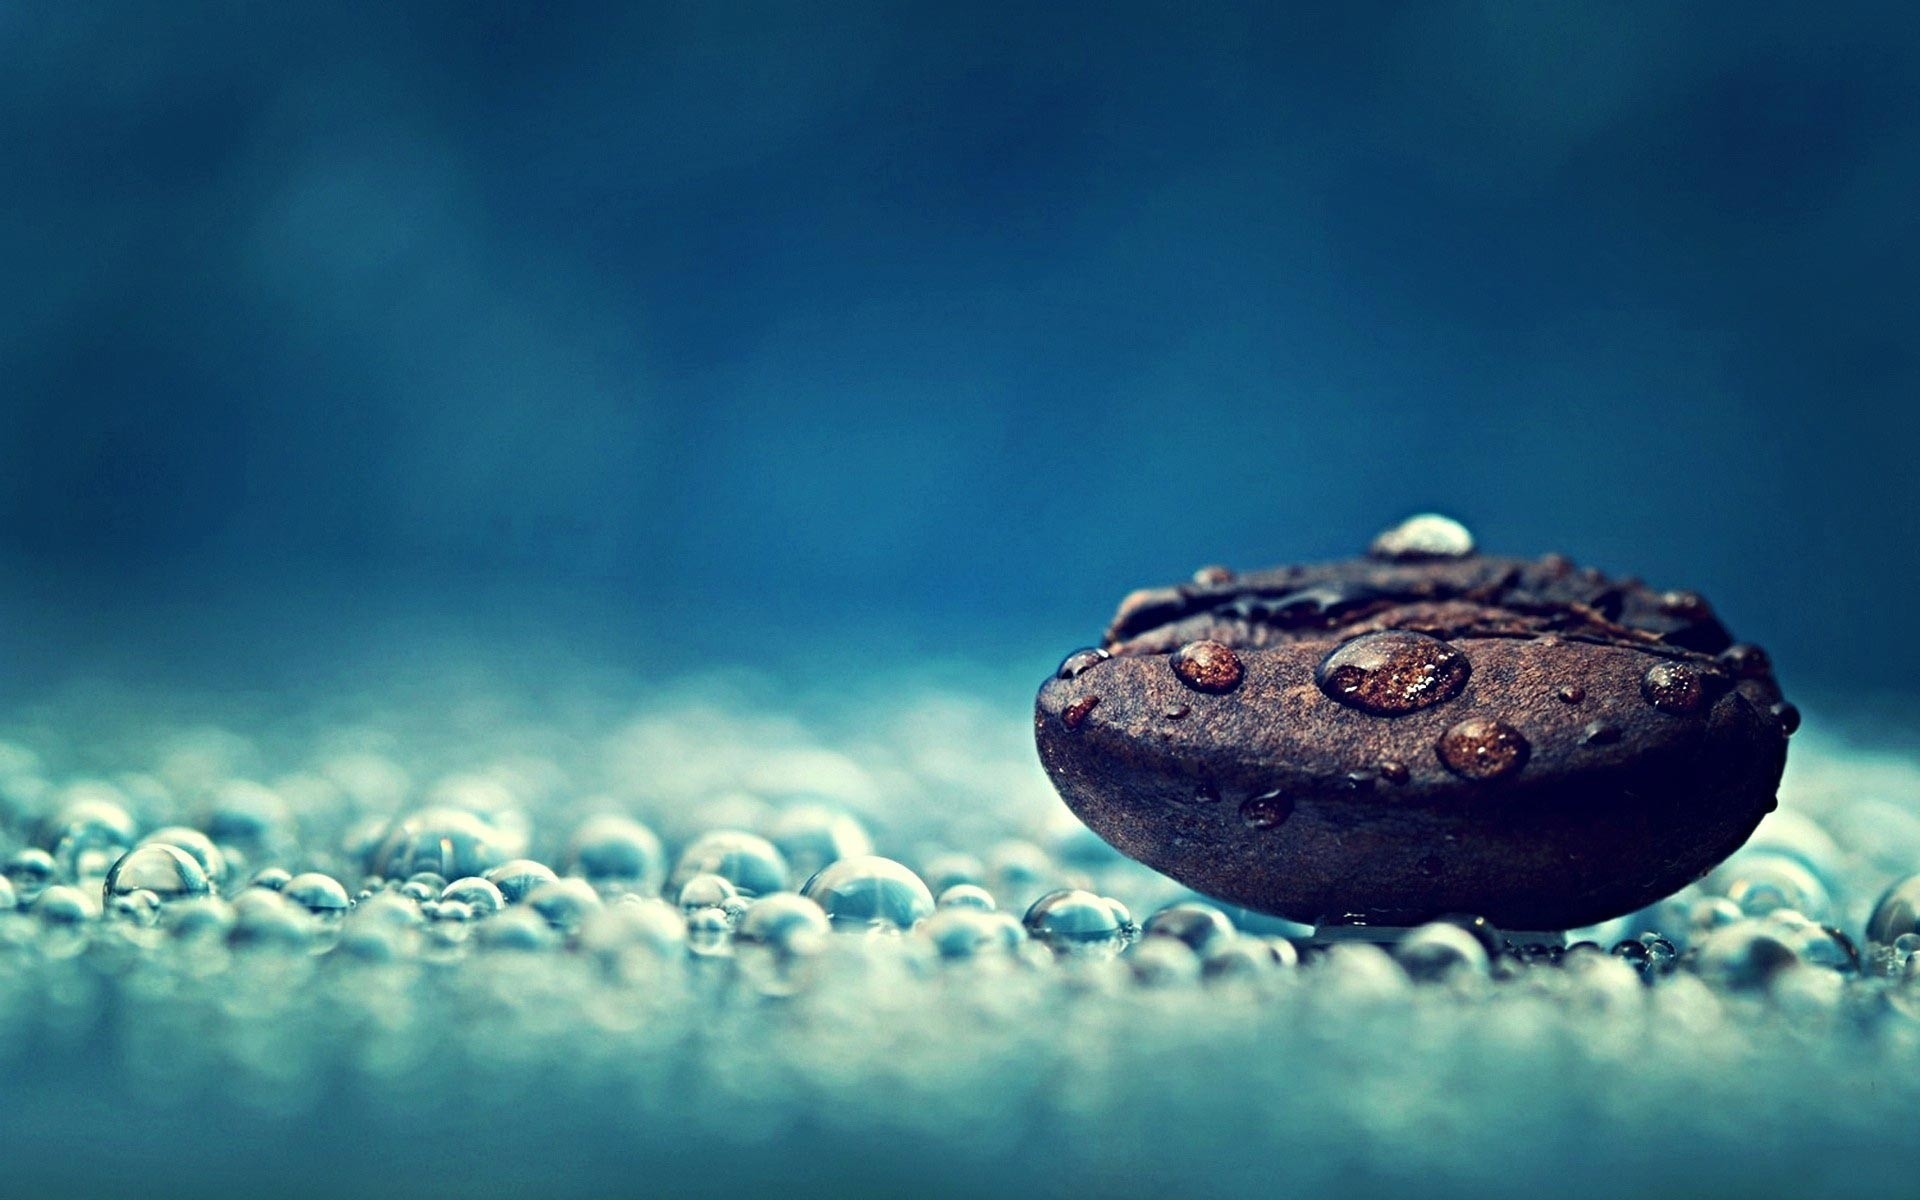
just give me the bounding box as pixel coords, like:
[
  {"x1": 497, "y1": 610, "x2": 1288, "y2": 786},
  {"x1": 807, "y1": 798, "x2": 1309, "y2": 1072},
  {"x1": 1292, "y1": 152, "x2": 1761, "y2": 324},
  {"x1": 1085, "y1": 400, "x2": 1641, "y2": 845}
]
[{"x1": 3, "y1": 2, "x2": 1915, "y2": 694}]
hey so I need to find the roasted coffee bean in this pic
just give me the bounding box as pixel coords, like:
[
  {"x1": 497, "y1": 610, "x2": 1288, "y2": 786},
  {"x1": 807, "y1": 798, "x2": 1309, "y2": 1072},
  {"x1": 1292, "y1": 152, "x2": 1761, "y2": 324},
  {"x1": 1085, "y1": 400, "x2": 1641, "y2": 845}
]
[{"x1": 1034, "y1": 515, "x2": 1792, "y2": 931}]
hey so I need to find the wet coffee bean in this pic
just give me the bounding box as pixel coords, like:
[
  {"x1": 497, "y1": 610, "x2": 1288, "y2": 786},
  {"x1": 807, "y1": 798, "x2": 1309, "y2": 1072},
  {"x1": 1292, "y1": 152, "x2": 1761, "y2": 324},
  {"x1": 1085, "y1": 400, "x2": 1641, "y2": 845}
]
[{"x1": 1034, "y1": 515, "x2": 1792, "y2": 931}]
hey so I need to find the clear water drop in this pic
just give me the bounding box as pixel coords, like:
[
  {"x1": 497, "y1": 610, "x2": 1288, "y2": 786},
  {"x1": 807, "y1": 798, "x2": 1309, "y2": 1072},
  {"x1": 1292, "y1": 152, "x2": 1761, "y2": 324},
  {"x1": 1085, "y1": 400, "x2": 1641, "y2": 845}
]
[{"x1": 800, "y1": 855, "x2": 935, "y2": 930}]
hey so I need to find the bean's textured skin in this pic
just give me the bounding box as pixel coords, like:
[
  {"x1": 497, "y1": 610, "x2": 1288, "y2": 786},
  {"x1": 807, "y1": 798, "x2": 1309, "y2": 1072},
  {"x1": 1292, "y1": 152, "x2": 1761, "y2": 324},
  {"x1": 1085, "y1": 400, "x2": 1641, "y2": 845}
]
[{"x1": 1034, "y1": 521, "x2": 1794, "y2": 931}]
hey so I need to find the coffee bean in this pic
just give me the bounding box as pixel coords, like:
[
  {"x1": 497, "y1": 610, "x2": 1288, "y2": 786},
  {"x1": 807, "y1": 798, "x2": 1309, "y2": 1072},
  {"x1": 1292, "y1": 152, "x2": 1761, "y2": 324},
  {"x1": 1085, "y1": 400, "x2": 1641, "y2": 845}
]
[{"x1": 1033, "y1": 515, "x2": 1792, "y2": 931}]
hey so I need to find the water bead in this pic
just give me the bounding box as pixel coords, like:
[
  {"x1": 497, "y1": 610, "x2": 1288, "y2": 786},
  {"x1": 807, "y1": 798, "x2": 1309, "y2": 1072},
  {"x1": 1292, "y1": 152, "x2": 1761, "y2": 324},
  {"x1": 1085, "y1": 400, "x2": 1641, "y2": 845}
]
[
  {"x1": 282, "y1": 873, "x2": 352, "y2": 915},
  {"x1": 1394, "y1": 922, "x2": 1491, "y2": 982},
  {"x1": 104, "y1": 844, "x2": 212, "y2": 903},
  {"x1": 1315, "y1": 631, "x2": 1471, "y2": 716},
  {"x1": 567, "y1": 815, "x2": 666, "y2": 890},
  {"x1": 685, "y1": 906, "x2": 734, "y2": 956},
  {"x1": 1435, "y1": 718, "x2": 1531, "y2": 782},
  {"x1": 1141, "y1": 902, "x2": 1237, "y2": 954},
  {"x1": 676, "y1": 872, "x2": 738, "y2": 913},
  {"x1": 1055, "y1": 648, "x2": 1109, "y2": 681},
  {"x1": 440, "y1": 877, "x2": 505, "y2": 914},
  {"x1": 483, "y1": 859, "x2": 559, "y2": 904},
  {"x1": 668, "y1": 830, "x2": 789, "y2": 899},
  {"x1": 525, "y1": 878, "x2": 604, "y2": 932},
  {"x1": 249, "y1": 866, "x2": 293, "y2": 892},
  {"x1": 203, "y1": 780, "x2": 295, "y2": 851},
  {"x1": 371, "y1": 807, "x2": 511, "y2": 882},
  {"x1": 35, "y1": 884, "x2": 94, "y2": 924},
  {"x1": 45, "y1": 791, "x2": 137, "y2": 882},
  {"x1": 137, "y1": 827, "x2": 228, "y2": 886},
  {"x1": 1368, "y1": 512, "x2": 1475, "y2": 560},
  {"x1": 1169, "y1": 641, "x2": 1244, "y2": 694},
  {"x1": 5, "y1": 848, "x2": 57, "y2": 903},
  {"x1": 1866, "y1": 873, "x2": 1920, "y2": 947},
  {"x1": 578, "y1": 897, "x2": 686, "y2": 961},
  {"x1": 1709, "y1": 851, "x2": 1832, "y2": 922},
  {"x1": 407, "y1": 872, "x2": 449, "y2": 892},
  {"x1": 923, "y1": 908, "x2": 1024, "y2": 960},
  {"x1": 1023, "y1": 889, "x2": 1126, "y2": 958},
  {"x1": 734, "y1": 893, "x2": 831, "y2": 955},
  {"x1": 937, "y1": 884, "x2": 996, "y2": 911},
  {"x1": 0, "y1": 875, "x2": 14, "y2": 911},
  {"x1": 800, "y1": 855, "x2": 935, "y2": 930}
]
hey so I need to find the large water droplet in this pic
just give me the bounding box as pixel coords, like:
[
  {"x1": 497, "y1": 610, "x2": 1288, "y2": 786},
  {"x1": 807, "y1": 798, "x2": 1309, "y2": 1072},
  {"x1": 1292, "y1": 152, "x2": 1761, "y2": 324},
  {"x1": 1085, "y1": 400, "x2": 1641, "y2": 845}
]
[
  {"x1": 1436, "y1": 719, "x2": 1531, "y2": 781},
  {"x1": 800, "y1": 855, "x2": 935, "y2": 930},
  {"x1": 1170, "y1": 641, "x2": 1245, "y2": 694},
  {"x1": 103, "y1": 844, "x2": 211, "y2": 903},
  {"x1": 1368, "y1": 513, "x2": 1475, "y2": 560},
  {"x1": 1316, "y1": 631, "x2": 1470, "y2": 716}
]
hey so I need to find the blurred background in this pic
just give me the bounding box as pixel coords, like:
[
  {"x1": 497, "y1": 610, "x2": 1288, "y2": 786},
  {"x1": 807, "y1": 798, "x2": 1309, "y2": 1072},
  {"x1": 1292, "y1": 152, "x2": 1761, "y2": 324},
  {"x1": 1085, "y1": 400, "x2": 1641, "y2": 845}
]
[{"x1": 2, "y1": 1, "x2": 1916, "y2": 701}]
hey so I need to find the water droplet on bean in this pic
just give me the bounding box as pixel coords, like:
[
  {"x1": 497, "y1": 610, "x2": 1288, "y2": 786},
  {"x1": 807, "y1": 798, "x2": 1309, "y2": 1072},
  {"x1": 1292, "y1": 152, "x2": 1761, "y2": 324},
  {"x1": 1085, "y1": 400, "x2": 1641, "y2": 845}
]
[
  {"x1": 1170, "y1": 641, "x2": 1244, "y2": 694},
  {"x1": 1315, "y1": 631, "x2": 1470, "y2": 716},
  {"x1": 1436, "y1": 719, "x2": 1530, "y2": 781}
]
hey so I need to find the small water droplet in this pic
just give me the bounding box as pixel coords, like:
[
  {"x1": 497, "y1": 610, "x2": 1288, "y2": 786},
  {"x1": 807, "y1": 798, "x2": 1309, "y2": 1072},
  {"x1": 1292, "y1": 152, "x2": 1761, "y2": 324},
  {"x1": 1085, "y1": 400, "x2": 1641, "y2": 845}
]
[
  {"x1": 1315, "y1": 631, "x2": 1470, "y2": 715},
  {"x1": 1191, "y1": 780, "x2": 1220, "y2": 805},
  {"x1": 1717, "y1": 643, "x2": 1773, "y2": 679},
  {"x1": 1658, "y1": 590, "x2": 1710, "y2": 618},
  {"x1": 1771, "y1": 702, "x2": 1801, "y2": 736},
  {"x1": 1581, "y1": 721, "x2": 1623, "y2": 746},
  {"x1": 1162, "y1": 702, "x2": 1190, "y2": 721},
  {"x1": 1555, "y1": 684, "x2": 1586, "y2": 704},
  {"x1": 1055, "y1": 647, "x2": 1109, "y2": 680},
  {"x1": 1377, "y1": 760, "x2": 1410, "y2": 785},
  {"x1": 1062, "y1": 695, "x2": 1100, "y2": 730},
  {"x1": 1239, "y1": 791, "x2": 1294, "y2": 829},
  {"x1": 1368, "y1": 513, "x2": 1475, "y2": 560},
  {"x1": 1641, "y1": 660, "x2": 1722, "y2": 715},
  {"x1": 1436, "y1": 719, "x2": 1530, "y2": 781},
  {"x1": 1169, "y1": 640, "x2": 1244, "y2": 694},
  {"x1": 677, "y1": 872, "x2": 739, "y2": 913}
]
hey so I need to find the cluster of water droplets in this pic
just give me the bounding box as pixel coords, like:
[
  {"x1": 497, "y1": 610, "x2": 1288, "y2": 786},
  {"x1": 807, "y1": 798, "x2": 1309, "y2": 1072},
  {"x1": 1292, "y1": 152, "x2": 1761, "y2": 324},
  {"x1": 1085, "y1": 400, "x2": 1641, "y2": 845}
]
[{"x1": 0, "y1": 669, "x2": 1915, "y2": 1197}]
